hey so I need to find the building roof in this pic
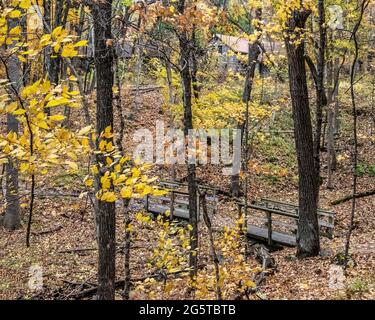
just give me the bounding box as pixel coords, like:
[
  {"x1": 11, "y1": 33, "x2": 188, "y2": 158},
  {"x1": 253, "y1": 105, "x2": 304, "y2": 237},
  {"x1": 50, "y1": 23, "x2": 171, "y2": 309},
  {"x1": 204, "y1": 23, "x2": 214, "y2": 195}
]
[
  {"x1": 215, "y1": 33, "x2": 285, "y2": 56},
  {"x1": 215, "y1": 34, "x2": 249, "y2": 54}
]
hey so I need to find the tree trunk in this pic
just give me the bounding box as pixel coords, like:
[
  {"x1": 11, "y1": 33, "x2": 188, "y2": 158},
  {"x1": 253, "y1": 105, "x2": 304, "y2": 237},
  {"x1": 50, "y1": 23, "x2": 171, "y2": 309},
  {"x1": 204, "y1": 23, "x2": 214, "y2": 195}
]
[
  {"x1": 313, "y1": 0, "x2": 327, "y2": 202},
  {"x1": 4, "y1": 15, "x2": 21, "y2": 230},
  {"x1": 180, "y1": 35, "x2": 198, "y2": 277},
  {"x1": 327, "y1": 107, "x2": 335, "y2": 189},
  {"x1": 231, "y1": 8, "x2": 262, "y2": 197},
  {"x1": 191, "y1": 28, "x2": 200, "y2": 100},
  {"x1": 333, "y1": 56, "x2": 341, "y2": 135},
  {"x1": 344, "y1": 0, "x2": 369, "y2": 267},
  {"x1": 285, "y1": 10, "x2": 320, "y2": 257},
  {"x1": 49, "y1": 0, "x2": 63, "y2": 86},
  {"x1": 178, "y1": 0, "x2": 198, "y2": 277},
  {"x1": 91, "y1": 0, "x2": 116, "y2": 300}
]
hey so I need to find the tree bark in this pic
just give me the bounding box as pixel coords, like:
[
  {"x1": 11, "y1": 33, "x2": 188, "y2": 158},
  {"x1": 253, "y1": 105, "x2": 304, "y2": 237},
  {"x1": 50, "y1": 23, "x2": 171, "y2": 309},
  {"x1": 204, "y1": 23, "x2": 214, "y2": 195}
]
[
  {"x1": 49, "y1": 0, "x2": 63, "y2": 86},
  {"x1": 344, "y1": 0, "x2": 369, "y2": 267},
  {"x1": 326, "y1": 107, "x2": 335, "y2": 189},
  {"x1": 4, "y1": 15, "x2": 21, "y2": 230},
  {"x1": 178, "y1": 0, "x2": 198, "y2": 278},
  {"x1": 231, "y1": 8, "x2": 262, "y2": 197},
  {"x1": 91, "y1": 0, "x2": 116, "y2": 300},
  {"x1": 285, "y1": 10, "x2": 320, "y2": 257},
  {"x1": 313, "y1": 0, "x2": 327, "y2": 200}
]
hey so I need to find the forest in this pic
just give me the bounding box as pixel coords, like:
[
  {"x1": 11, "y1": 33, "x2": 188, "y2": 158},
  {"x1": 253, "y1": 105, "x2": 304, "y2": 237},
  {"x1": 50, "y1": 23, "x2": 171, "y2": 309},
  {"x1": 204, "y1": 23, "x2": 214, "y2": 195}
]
[{"x1": 0, "y1": 0, "x2": 374, "y2": 301}]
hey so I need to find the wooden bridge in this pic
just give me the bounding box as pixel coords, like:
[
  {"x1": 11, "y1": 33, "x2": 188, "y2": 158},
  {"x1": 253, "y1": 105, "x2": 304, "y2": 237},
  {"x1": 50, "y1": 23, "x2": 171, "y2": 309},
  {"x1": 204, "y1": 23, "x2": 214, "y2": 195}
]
[
  {"x1": 145, "y1": 180, "x2": 218, "y2": 220},
  {"x1": 238, "y1": 198, "x2": 335, "y2": 246},
  {"x1": 144, "y1": 180, "x2": 335, "y2": 247}
]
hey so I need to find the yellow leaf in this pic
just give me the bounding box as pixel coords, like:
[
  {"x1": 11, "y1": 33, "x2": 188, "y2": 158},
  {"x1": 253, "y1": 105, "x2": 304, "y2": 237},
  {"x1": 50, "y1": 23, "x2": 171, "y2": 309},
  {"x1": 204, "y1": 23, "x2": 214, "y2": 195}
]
[
  {"x1": 49, "y1": 114, "x2": 66, "y2": 121},
  {"x1": 13, "y1": 108, "x2": 26, "y2": 115},
  {"x1": 91, "y1": 164, "x2": 99, "y2": 174},
  {"x1": 106, "y1": 141, "x2": 114, "y2": 152},
  {"x1": 9, "y1": 26, "x2": 21, "y2": 36},
  {"x1": 66, "y1": 161, "x2": 78, "y2": 171},
  {"x1": 125, "y1": 223, "x2": 133, "y2": 232},
  {"x1": 6, "y1": 102, "x2": 18, "y2": 113},
  {"x1": 61, "y1": 43, "x2": 78, "y2": 58},
  {"x1": 131, "y1": 168, "x2": 140, "y2": 178},
  {"x1": 153, "y1": 189, "x2": 168, "y2": 196},
  {"x1": 3, "y1": 144, "x2": 11, "y2": 154},
  {"x1": 100, "y1": 175, "x2": 111, "y2": 189},
  {"x1": 99, "y1": 140, "x2": 106, "y2": 151},
  {"x1": 20, "y1": 162, "x2": 29, "y2": 172},
  {"x1": 67, "y1": 151, "x2": 78, "y2": 161},
  {"x1": 37, "y1": 121, "x2": 50, "y2": 130},
  {"x1": 78, "y1": 125, "x2": 92, "y2": 136},
  {"x1": 8, "y1": 10, "x2": 21, "y2": 18},
  {"x1": 103, "y1": 126, "x2": 113, "y2": 139},
  {"x1": 74, "y1": 40, "x2": 88, "y2": 47},
  {"x1": 120, "y1": 187, "x2": 132, "y2": 198},
  {"x1": 19, "y1": 0, "x2": 31, "y2": 9},
  {"x1": 46, "y1": 97, "x2": 71, "y2": 107},
  {"x1": 52, "y1": 26, "x2": 63, "y2": 38},
  {"x1": 18, "y1": 55, "x2": 27, "y2": 62},
  {"x1": 84, "y1": 178, "x2": 94, "y2": 187},
  {"x1": 101, "y1": 191, "x2": 116, "y2": 202},
  {"x1": 106, "y1": 157, "x2": 113, "y2": 166}
]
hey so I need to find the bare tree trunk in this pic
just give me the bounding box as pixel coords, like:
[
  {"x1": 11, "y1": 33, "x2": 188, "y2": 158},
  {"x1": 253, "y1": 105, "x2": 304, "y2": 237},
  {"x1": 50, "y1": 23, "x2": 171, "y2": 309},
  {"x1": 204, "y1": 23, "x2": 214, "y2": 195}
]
[
  {"x1": 122, "y1": 199, "x2": 131, "y2": 300},
  {"x1": 313, "y1": 0, "x2": 327, "y2": 203},
  {"x1": 344, "y1": 0, "x2": 369, "y2": 268},
  {"x1": 113, "y1": 55, "x2": 131, "y2": 300},
  {"x1": 327, "y1": 107, "x2": 335, "y2": 189},
  {"x1": 199, "y1": 191, "x2": 222, "y2": 300},
  {"x1": 178, "y1": 0, "x2": 198, "y2": 279},
  {"x1": 4, "y1": 15, "x2": 21, "y2": 230},
  {"x1": 91, "y1": 0, "x2": 116, "y2": 300},
  {"x1": 191, "y1": 28, "x2": 200, "y2": 100},
  {"x1": 164, "y1": 57, "x2": 177, "y2": 180},
  {"x1": 231, "y1": 8, "x2": 261, "y2": 197},
  {"x1": 50, "y1": 0, "x2": 63, "y2": 85},
  {"x1": 133, "y1": 36, "x2": 143, "y2": 112},
  {"x1": 285, "y1": 10, "x2": 320, "y2": 258},
  {"x1": 165, "y1": 58, "x2": 175, "y2": 105}
]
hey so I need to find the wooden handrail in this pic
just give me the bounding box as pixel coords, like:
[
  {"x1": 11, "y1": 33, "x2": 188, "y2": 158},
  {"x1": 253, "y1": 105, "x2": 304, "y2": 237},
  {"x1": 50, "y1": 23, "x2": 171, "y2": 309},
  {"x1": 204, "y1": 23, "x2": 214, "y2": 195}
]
[
  {"x1": 159, "y1": 180, "x2": 219, "y2": 192},
  {"x1": 260, "y1": 198, "x2": 334, "y2": 216},
  {"x1": 238, "y1": 203, "x2": 299, "y2": 219}
]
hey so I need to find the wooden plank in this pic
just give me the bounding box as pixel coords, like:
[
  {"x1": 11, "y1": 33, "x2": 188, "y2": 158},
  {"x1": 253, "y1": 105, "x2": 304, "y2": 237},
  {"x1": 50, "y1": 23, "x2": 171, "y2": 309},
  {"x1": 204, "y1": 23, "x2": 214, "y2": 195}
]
[
  {"x1": 254, "y1": 215, "x2": 297, "y2": 230},
  {"x1": 254, "y1": 213, "x2": 333, "y2": 231},
  {"x1": 248, "y1": 204, "x2": 299, "y2": 219},
  {"x1": 160, "y1": 180, "x2": 219, "y2": 192},
  {"x1": 247, "y1": 225, "x2": 296, "y2": 247},
  {"x1": 260, "y1": 198, "x2": 334, "y2": 217},
  {"x1": 247, "y1": 200, "x2": 334, "y2": 227},
  {"x1": 148, "y1": 195, "x2": 217, "y2": 211},
  {"x1": 148, "y1": 204, "x2": 190, "y2": 220}
]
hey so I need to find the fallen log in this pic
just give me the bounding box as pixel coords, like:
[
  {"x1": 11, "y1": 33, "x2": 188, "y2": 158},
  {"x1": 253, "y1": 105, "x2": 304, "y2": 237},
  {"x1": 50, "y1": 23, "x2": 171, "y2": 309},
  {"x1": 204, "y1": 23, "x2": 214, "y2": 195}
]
[
  {"x1": 331, "y1": 188, "x2": 375, "y2": 205},
  {"x1": 252, "y1": 244, "x2": 276, "y2": 286},
  {"x1": 32, "y1": 225, "x2": 62, "y2": 236},
  {"x1": 243, "y1": 243, "x2": 276, "y2": 299},
  {"x1": 71, "y1": 269, "x2": 190, "y2": 299},
  {"x1": 58, "y1": 247, "x2": 96, "y2": 254},
  {"x1": 58, "y1": 244, "x2": 147, "y2": 254}
]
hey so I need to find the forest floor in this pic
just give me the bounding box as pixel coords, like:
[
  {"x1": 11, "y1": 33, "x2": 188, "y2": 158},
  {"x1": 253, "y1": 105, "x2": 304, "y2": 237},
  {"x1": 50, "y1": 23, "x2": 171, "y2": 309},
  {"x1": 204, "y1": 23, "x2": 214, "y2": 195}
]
[{"x1": 0, "y1": 88, "x2": 374, "y2": 300}]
